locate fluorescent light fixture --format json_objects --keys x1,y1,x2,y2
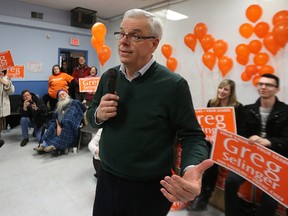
[{"x1": 154, "y1": 9, "x2": 188, "y2": 21}]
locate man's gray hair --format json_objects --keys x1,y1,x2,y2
[{"x1": 123, "y1": 9, "x2": 163, "y2": 40}]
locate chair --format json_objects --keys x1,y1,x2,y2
[
  {"x1": 5, "y1": 94, "x2": 22, "y2": 129},
  {"x1": 77, "y1": 123, "x2": 97, "y2": 150}
]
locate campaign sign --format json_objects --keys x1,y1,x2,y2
[
  {"x1": 195, "y1": 107, "x2": 236, "y2": 142},
  {"x1": 7, "y1": 65, "x2": 24, "y2": 78},
  {"x1": 0, "y1": 50, "x2": 14, "y2": 70},
  {"x1": 79, "y1": 77, "x2": 100, "y2": 93},
  {"x1": 211, "y1": 129, "x2": 288, "y2": 208}
]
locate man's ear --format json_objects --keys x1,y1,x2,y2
[{"x1": 151, "y1": 38, "x2": 160, "y2": 53}]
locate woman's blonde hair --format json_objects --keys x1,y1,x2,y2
[{"x1": 210, "y1": 79, "x2": 239, "y2": 107}]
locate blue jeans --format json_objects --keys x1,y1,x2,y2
[{"x1": 20, "y1": 117, "x2": 42, "y2": 143}]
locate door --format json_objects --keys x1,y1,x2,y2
[{"x1": 58, "y1": 48, "x2": 88, "y2": 75}]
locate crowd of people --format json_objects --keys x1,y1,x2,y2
[
  {"x1": 86, "y1": 8, "x2": 287, "y2": 216},
  {"x1": 1, "y1": 56, "x2": 97, "y2": 153},
  {"x1": 187, "y1": 74, "x2": 288, "y2": 216},
  {"x1": 1, "y1": 8, "x2": 287, "y2": 216}
]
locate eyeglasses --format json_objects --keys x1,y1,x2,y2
[
  {"x1": 257, "y1": 82, "x2": 277, "y2": 88},
  {"x1": 114, "y1": 32, "x2": 155, "y2": 42}
]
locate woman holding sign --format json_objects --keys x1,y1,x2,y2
[
  {"x1": 83, "y1": 66, "x2": 98, "y2": 107},
  {"x1": 188, "y1": 79, "x2": 244, "y2": 211}
]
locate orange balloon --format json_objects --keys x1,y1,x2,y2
[
  {"x1": 273, "y1": 10, "x2": 288, "y2": 26},
  {"x1": 98, "y1": 45, "x2": 111, "y2": 66},
  {"x1": 253, "y1": 53, "x2": 269, "y2": 66},
  {"x1": 91, "y1": 36, "x2": 97, "y2": 50},
  {"x1": 92, "y1": 22, "x2": 107, "y2": 40},
  {"x1": 202, "y1": 52, "x2": 216, "y2": 71},
  {"x1": 241, "y1": 71, "x2": 252, "y2": 81},
  {"x1": 213, "y1": 39, "x2": 228, "y2": 58},
  {"x1": 218, "y1": 56, "x2": 233, "y2": 77},
  {"x1": 273, "y1": 21, "x2": 288, "y2": 48},
  {"x1": 254, "y1": 22, "x2": 270, "y2": 38},
  {"x1": 91, "y1": 36, "x2": 105, "y2": 53},
  {"x1": 263, "y1": 32, "x2": 280, "y2": 55},
  {"x1": 246, "y1": 4, "x2": 262, "y2": 22},
  {"x1": 184, "y1": 33, "x2": 197, "y2": 52},
  {"x1": 248, "y1": 40, "x2": 262, "y2": 54},
  {"x1": 236, "y1": 55, "x2": 249, "y2": 66},
  {"x1": 161, "y1": 44, "x2": 173, "y2": 59},
  {"x1": 259, "y1": 65, "x2": 274, "y2": 75},
  {"x1": 200, "y1": 34, "x2": 215, "y2": 52},
  {"x1": 245, "y1": 65, "x2": 259, "y2": 77},
  {"x1": 235, "y1": 44, "x2": 250, "y2": 57},
  {"x1": 253, "y1": 75, "x2": 261, "y2": 86},
  {"x1": 166, "y1": 57, "x2": 178, "y2": 72},
  {"x1": 239, "y1": 23, "x2": 254, "y2": 39},
  {"x1": 194, "y1": 23, "x2": 208, "y2": 39}
]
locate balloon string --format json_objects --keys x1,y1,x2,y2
[{"x1": 193, "y1": 51, "x2": 205, "y2": 107}]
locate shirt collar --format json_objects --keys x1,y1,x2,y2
[{"x1": 120, "y1": 56, "x2": 155, "y2": 81}]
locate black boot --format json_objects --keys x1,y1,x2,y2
[
  {"x1": 187, "y1": 195, "x2": 208, "y2": 211},
  {"x1": 0, "y1": 139, "x2": 4, "y2": 148},
  {"x1": 187, "y1": 163, "x2": 219, "y2": 211}
]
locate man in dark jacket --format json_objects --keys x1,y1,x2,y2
[
  {"x1": 71, "y1": 56, "x2": 90, "y2": 101},
  {"x1": 19, "y1": 90, "x2": 47, "y2": 147},
  {"x1": 225, "y1": 73, "x2": 288, "y2": 216}
]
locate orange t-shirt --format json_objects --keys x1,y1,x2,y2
[{"x1": 48, "y1": 72, "x2": 74, "y2": 98}]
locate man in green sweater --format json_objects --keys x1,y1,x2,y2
[{"x1": 87, "y1": 8, "x2": 214, "y2": 216}]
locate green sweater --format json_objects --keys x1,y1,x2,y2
[{"x1": 87, "y1": 62, "x2": 208, "y2": 180}]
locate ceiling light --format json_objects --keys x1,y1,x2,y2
[{"x1": 153, "y1": 9, "x2": 188, "y2": 21}]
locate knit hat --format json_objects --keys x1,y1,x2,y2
[{"x1": 56, "y1": 89, "x2": 68, "y2": 98}]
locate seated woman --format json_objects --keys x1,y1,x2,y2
[{"x1": 34, "y1": 89, "x2": 86, "y2": 153}]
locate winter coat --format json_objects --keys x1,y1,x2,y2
[
  {"x1": 19, "y1": 93, "x2": 47, "y2": 128},
  {"x1": 241, "y1": 97, "x2": 288, "y2": 158},
  {"x1": 0, "y1": 76, "x2": 15, "y2": 117}
]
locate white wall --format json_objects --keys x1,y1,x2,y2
[
  {"x1": 105, "y1": 0, "x2": 288, "y2": 108},
  {"x1": 0, "y1": 0, "x2": 99, "y2": 83},
  {"x1": 1, "y1": 0, "x2": 287, "y2": 107}
]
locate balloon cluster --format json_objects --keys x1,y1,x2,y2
[
  {"x1": 184, "y1": 23, "x2": 233, "y2": 77},
  {"x1": 91, "y1": 22, "x2": 112, "y2": 66},
  {"x1": 237, "y1": 5, "x2": 288, "y2": 86},
  {"x1": 161, "y1": 44, "x2": 178, "y2": 72}
]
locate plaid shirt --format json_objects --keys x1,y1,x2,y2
[{"x1": 43, "y1": 99, "x2": 86, "y2": 150}]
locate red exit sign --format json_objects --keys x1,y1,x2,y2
[{"x1": 70, "y1": 38, "x2": 80, "y2": 46}]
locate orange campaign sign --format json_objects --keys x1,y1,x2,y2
[
  {"x1": 7, "y1": 65, "x2": 24, "y2": 78},
  {"x1": 79, "y1": 77, "x2": 100, "y2": 93},
  {"x1": 0, "y1": 50, "x2": 14, "y2": 70},
  {"x1": 195, "y1": 107, "x2": 237, "y2": 142},
  {"x1": 211, "y1": 129, "x2": 288, "y2": 208},
  {"x1": 195, "y1": 107, "x2": 237, "y2": 190}
]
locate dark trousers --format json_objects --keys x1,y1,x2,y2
[
  {"x1": 200, "y1": 163, "x2": 219, "y2": 201},
  {"x1": 43, "y1": 94, "x2": 57, "y2": 111},
  {"x1": 197, "y1": 141, "x2": 218, "y2": 202},
  {"x1": 225, "y1": 171, "x2": 278, "y2": 216},
  {"x1": 93, "y1": 169, "x2": 172, "y2": 216},
  {"x1": 92, "y1": 158, "x2": 101, "y2": 176}
]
